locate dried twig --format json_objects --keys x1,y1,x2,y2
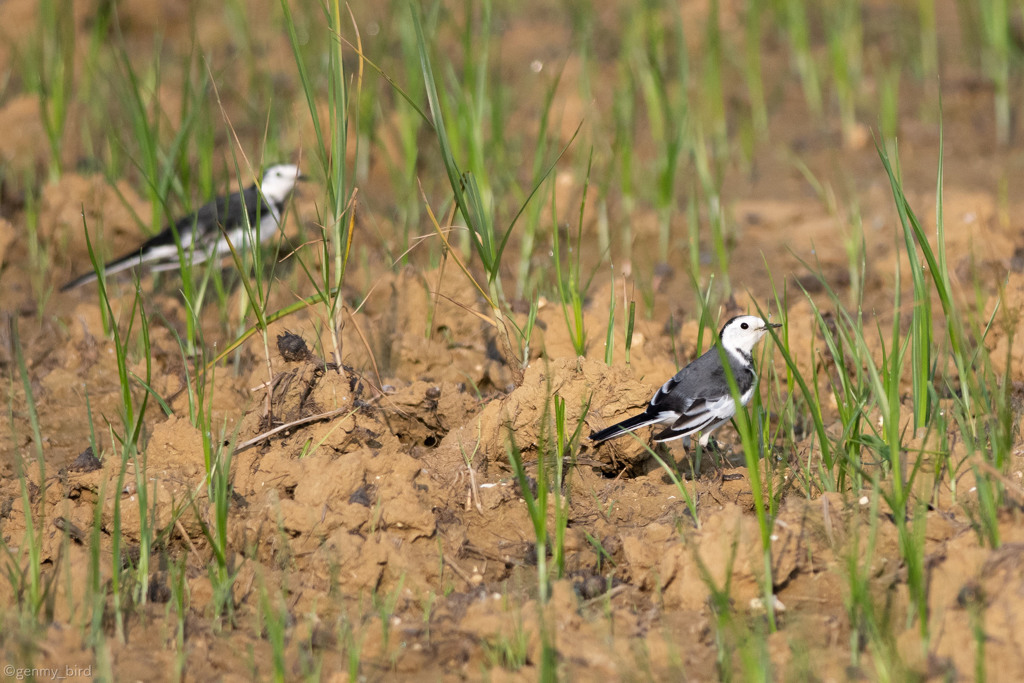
[{"x1": 235, "y1": 406, "x2": 355, "y2": 452}]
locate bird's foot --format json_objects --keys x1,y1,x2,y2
[
  {"x1": 704, "y1": 436, "x2": 726, "y2": 456},
  {"x1": 692, "y1": 436, "x2": 727, "y2": 477}
]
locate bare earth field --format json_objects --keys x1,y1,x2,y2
[{"x1": 2, "y1": 0, "x2": 1024, "y2": 680}]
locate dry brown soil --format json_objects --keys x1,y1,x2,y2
[{"x1": 2, "y1": 0, "x2": 1024, "y2": 681}]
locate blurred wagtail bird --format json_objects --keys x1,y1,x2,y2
[
  {"x1": 61, "y1": 163, "x2": 302, "y2": 291},
  {"x1": 590, "y1": 315, "x2": 779, "y2": 446}
]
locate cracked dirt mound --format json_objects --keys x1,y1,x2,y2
[{"x1": 5, "y1": 288, "x2": 1024, "y2": 679}]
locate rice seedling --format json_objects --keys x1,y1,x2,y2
[
  {"x1": 624, "y1": 290, "x2": 637, "y2": 366},
  {"x1": 551, "y1": 393, "x2": 590, "y2": 577},
  {"x1": 258, "y1": 579, "x2": 289, "y2": 682},
  {"x1": 481, "y1": 611, "x2": 529, "y2": 672},
  {"x1": 698, "y1": 0, "x2": 726, "y2": 149},
  {"x1": 776, "y1": 0, "x2": 823, "y2": 118},
  {"x1": 504, "y1": 394, "x2": 555, "y2": 603},
  {"x1": 743, "y1": 0, "x2": 769, "y2": 138},
  {"x1": 881, "y1": 130, "x2": 1012, "y2": 547},
  {"x1": 632, "y1": 1, "x2": 689, "y2": 260},
  {"x1": 75, "y1": 0, "x2": 115, "y2": 163},
  {"x1": 501, "y1": 377, "x2": 589, "y2": 678},
  {"x1": 80, "y1": 211, "x2": 161, "y2": 636},
  {"x1": 842, "y1": 481, "x2": 883, "y2": 669},
  {"x1": 515, "y1": 69, "x2": 563, "y2": 300},
  {"x1": 692, "y1": 126, "x2": 732, "y2": 296},
  {"x1": 110, "y1": 35, "x2": 180, "y2": 238},
  {"x1": 583, "y1": 532, "x2": 615, "y2": 576},
  {"x1": 4, "y1": 320, "x2": 49, "y2": 621},
  {"x1": 879, "y1": 143, "x2": 932, "y2": 431},
  {"x1": 372, "y1": 576, "x2": 405, "y2": 666},
  {"x1": 965, "y1": 583, "x2": 987, "y2": 682},
  {"x1": 689, "y1": 525, "x2": 771, "y2": 681},
  {"x1": 552, "y1": 151, "x2": 594, "y2": 358},
  {"x1": 610, "y1": 60, "x2": 638, "y2": 265},
  {"x1": 917, "y1": 0, "x2": 938, "y2": 84},
  {"x1": 126, "y1": 304, "x2": 156, "y2": 613},
  {"x1": 193, "y1": 439, "x2": 238, "y2": 626},
  {"x1": 603, "y1": 271, "x2": 617, "y2": 366},
  {"x1": 167, "y1": 553, "x2": 189, "y2": 679},
  {"x1": 631, "y1": 436, "x2": 699, "y2": 526},
  {"x1": 975, "y1": 0, "x2": 1012, "y2": 146},
  {"x1": 419, "y1": 590, "x2": 436, "y2": 645},
  {"x1": 329, "y1": 606, "x2": 364, "y2": 681},
  {"x1": 102, "y1": 31, "x2": 229, "y2": 353},
  {"x1": 283, "y1": 0, "x2": 358, "y2": 371},
  {"x1": 85, "y1": 477, "x2": 110, "y2": 646},
  {"x1": 22, "y1": 184, "x2": 52, "y2": 318},
  {"x1": 690, "y1": 294, "x2": 780, "y2": 630},
  {"x1": 412, "y1": 4, "x2": 575, "y2": 381},
  {"x1": 824, "y1": 0, "x2": 863, "y2": 147},
  {"x1": 684, "y1": 189, "x2": 702, "y2": 284},
  {"x1": 25, "y1": 0, "x2": 74, "y2": 181},
  {"x1": 378, "y1": 8, "x2": 430, "y2": 262}
]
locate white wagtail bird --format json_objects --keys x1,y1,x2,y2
[
  {"x1": 590, "y1": 315, "x2": 780, "y2": 446},
  {"x1": 61, "y1": 163, "x2": 302, "y2": 291}
]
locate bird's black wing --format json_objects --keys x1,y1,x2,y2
[
  {"x1": 648, "y1": 350, "x2": 721, "y2": 409},
  {"x1": 646, "y1": 349, "x2": 756, "y2": 440},
  {"x1": 102, "y1": 187, "x2": 245, "y2": 259}
]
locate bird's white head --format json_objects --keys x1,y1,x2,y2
[
  {"x1": 719, "y1": 315, "x2": 780, "y2": 356},
  {"x1": 260, "y1": 164, "x2": 302, "y2": 204}
]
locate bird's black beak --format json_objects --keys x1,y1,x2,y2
[
  {"x1": 766, "y1": 322, "x2": 782, "y2": 329},
  {"x1": 297, "y1": 173, "x2": 310, "y2": 182}
]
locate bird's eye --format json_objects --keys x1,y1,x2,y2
[{"x1": 741, "y1": 322, "x2": 749, "y2": 330}]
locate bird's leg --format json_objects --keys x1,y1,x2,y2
[
  {"x1": 694, "y1": 434, "x2": 726, "y2": 478},
  {"x1": 688, "y1": 436, "x2": 705, "y2": 477},
  {"x1": 706, "y1": 436, "x2": 727, "y2": 463}
]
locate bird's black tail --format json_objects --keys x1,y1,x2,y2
[
  {"x1": 61, "y1": 251, "x2": 147, "y2": 292},
  {"x1": 590, "y1": 412, "x2": 659, "y2": 442},
  {"x1": 60, "y1": 270, "x2": 100, "y2": 292}
]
